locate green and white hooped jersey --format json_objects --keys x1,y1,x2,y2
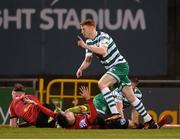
[
  {"x1": 85, "y1": 31, "x2": 126, "y2": 70},
  {"x1": 93, "y1": 87, "x2": 142, "y2": 115}
]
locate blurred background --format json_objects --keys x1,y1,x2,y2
[{"x1": 0, "y1": 0, "x2": 179, "y2": 126}]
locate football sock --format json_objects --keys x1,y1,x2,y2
[
  {"x1": 131, "y1": 98, "x2": 152, "y2": 122},
  {"x1": 101, "y1": 87, "x2": 119, "y2": 114}
]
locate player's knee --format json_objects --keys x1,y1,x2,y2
[
  {"x1": 126, "y1": 95, "x2": 136, "y2": 103},
  {"x1": 98, "y1": 81, "x2": 106, "y2": 90},
  {"x1": 122, "y1": 87, "x2": 136, "y2": 103}
]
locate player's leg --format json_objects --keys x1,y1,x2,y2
[
  {"x1": 157, "y1": 114, "x2": 169, "y2": 128},
  {"x1": 112, "y1": 88, "x2": 124, "y2": 118},
  {"x1": 122, "y1": 80, "x2": 157, "y2": 128},
  {"x1": 108, "y1": 63, "x2": 158, "y2": 128},
  {"x1": 99, "y1": 63, "x2": 129, "y2": 116},
  {"x1": 93, "y1": 93, "x2": 112, "y2": 117},
  {"x1": 93, "y1": 93, "x2": 111, "y2": 128},
  {"x1": 36, "y1": 104, "x2": 57, "y2": 127},
  {"x1": 98, "y1": 74, "x2": 119, "y2": 114}
]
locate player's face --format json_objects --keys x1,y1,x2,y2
[
  {"x1": 64, "y1": 111, "x2": 75, "y2": 125},
  {"x1": 80, "y1": 25, "x2": 93, "y2": 38},
  {"x1": 12, "y1": 91, "x2": 25, "y2": 98}
]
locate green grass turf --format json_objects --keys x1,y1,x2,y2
[{"x1": 0, "y1": 126, "x2": 180, "y2": 139}]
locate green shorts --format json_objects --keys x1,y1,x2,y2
[
  {"x1": 106, "y1": 62, "x2": 131, "y2": 91},
  {"x1": 93, "y1": 93, "x2": 111, "y2": 116}
]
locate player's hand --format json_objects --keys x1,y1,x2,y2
[
  {"x1": 23, "y1": 97, "x2": 37, "y2": 105},
  {"x1": 77, "y1": 36, "x2": 87, "y2": 49},
  {"x1": 79, "y1": 86, "x2": 90, "y2": 100},
  {"x1": 76, "y1": 68, "x2": 82, "y2": 78}
]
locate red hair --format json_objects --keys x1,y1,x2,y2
[{"x1": 80, "y1": 19, "x2": 96, "y2": 28}]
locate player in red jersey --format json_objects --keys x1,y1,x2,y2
[
  {"x1": 56, "y1": 86, "x2": 98, "y2": 129},
  {"x1": 9, "y1": 83, "x2": 58, "y2": 128}
]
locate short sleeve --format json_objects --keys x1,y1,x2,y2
[{"x1": 98, "y1": 34, "x2": 110, "y2": 47}]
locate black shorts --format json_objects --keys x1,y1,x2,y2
[
  {"x1": 106, "y1": 118, "x2": 129, "y2": 129},
  {"x1": 36, "y1": 104, "x2": 56, "y2": 128}
]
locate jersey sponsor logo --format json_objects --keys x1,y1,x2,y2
[
  {"x1": 23, "y1": 104, "x2": 32, "y2": 112},
  {"x1": 79, "y1": 119, "x2": 88, "y2": 128}
]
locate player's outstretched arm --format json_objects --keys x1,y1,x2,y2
[
  {"x1": 23, "y1": 97, "x2": 56, "y2": 118},
  {"x1": 79, "y1": 86, "x2": 90, "y2": 100},
  {"x1": 79, "y1": 86, "x2": 97, "y2": 123},
  {"x1": 76, "y1": 56, "x2": 92, "y2": 78}
]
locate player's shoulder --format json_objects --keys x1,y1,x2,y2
[
  {"x1": 98, "y1": 31, "x2": 110, "y2": 40},
  {"x1": 99, "y1": 31, "x2": 109, "y2": 37},
  {"x1": 26, "y1": 94, "x2": 38, "y2": 100}
]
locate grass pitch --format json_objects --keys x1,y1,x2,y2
[{"x1": 0, "y1": 126, "x2": 180, "y2": 139}]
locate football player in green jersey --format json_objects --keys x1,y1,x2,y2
[
  {"x1": 93, "y1": 77, "x2": 142, "y2": 128},
  {"x1": 66, "y1": 78, "x2": 168, "y2": 129},
  {"x1": 76, "y1": 19, "x2": 158, "y2": 128}
]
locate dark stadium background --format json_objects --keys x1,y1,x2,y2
[{"x1": 0, "y1": 0, "x2": 180, "y2": 125}]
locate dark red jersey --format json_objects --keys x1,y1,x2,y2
[
  {"x1": 68, "y1": 99, "x2": 97, "y2": 129},
  {"x1": 9, "y1": 95, "x2": 41, "y2": 125}
]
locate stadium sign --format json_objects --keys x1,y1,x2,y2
[
  {"x1": 0, "y1": 106, "x2": 9, "y2": 125},
  {"x1": 0, "y1": 0, "x2": 167, "y2": 76},
  {"x1": 0, "y1": 8, "x2": 146, "y2": 30}
]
